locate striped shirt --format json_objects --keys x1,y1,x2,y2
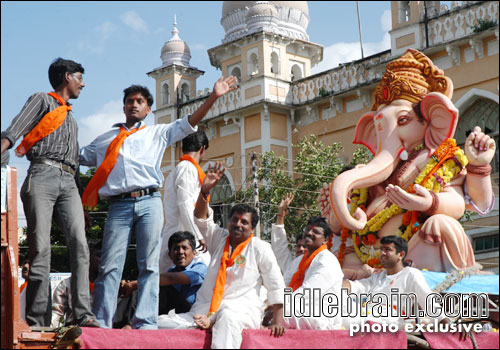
[{"x1": 1, "y1": 92, "x2": 79, "y2": 169}]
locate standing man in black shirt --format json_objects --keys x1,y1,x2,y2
[{"x1": 1, "y1": 58, "x2": 99, "y2": 328}]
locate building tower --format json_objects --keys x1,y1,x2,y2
[{"x1": 147, "y1": 15, "x2": 204, "y2": 174}]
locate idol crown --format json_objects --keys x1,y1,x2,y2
[{"x1": 372, "y1": 49, "x2": 453, "y2": 111}]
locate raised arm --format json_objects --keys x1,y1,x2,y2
[
  {"x1": 188, "y1": 76, "x2": 238, "y2": 127},
  {"x1": 194, "y1": 162, "x2": 225, "y2": 220},
  {"x1": 272, "y1": 193, "x2": 295, "y2": 273},
  {"x1": 276, "y1": 193, "x2": 293, "y2": 225},
  {"x1": 464, "y1": 126, "x2": 496, "y2": 213}
]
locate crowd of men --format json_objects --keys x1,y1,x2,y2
[{"x1": 2, "y1": 58, "x2": 460, "y2": 349}]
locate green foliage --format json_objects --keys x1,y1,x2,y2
[
  {"x1": 228, "y1": 136, "x2": 370, "y2": 243},
  {"x1": 472, "y1": 19, "x2": 498, "y2": 33},
  {"x1": 459, "y1": 209, "x2": 476, "y2": 223},
  {"x1": 318, "y1": 87, "x2": 330, "y2": 97},
  {"x1": 351, "y1": 146, "x2": 373, "y2": 166}
]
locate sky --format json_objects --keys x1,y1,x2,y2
[{"x1": 1, "y1": 1, "x2": 392, "y2": 226}]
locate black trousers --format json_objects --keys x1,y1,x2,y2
[
  {"x1": 158, "y1": 285, "x2": 191, "y2": 315},
  {"x1": 112, "y1": 285, "x2": 191, "y2": 328}
]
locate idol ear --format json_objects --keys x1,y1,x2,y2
[
  {"x1": 353, "y1": 112, "x2": 377, "y2": 155},
  {"x1": 421, "y1": 92, "x2": 458, "y2": 154}
]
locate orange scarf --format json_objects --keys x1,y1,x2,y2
[
  {"x1": 82, "y1": 125, "x2": 145, "y2": 209},
  {"x1": 20, "y1": 281, "x2": 27, "y2": 293},
  {"x1": 15, "y1": 92, "x2": 72, "y2": 157},
  {"x1": 208, "y1": 234, "x2": 254, "y2": 316},
  {"x1": 179, "y1": 154, "x2": 210, "y2": 203},
  {"x1": 289, "y1": 244, "x2": 328, "y2": 291}
]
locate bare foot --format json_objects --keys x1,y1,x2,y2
[
  {"x1": 193, "y1": 314, "x2": 211, "y2": 329},
  {"x1": 122, "y1": 324, "x2": 132, "y2": 330}
]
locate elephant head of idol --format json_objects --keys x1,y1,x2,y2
[{"x1": 329, "y1": 49, "x2": 459, "y2": 231}]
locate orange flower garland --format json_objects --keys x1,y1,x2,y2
[{"x1": 350, "y1": 139, "x2": 468, "y2": 268}]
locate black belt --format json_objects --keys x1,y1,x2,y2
[
  {"x1": 107, "y1": 187, "x2": 159, "y2": 200},
  {"x1": 31, "y1": 158, "x2": 76, "y2": 176}
]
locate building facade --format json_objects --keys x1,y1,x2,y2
[{"x1": 148, "y1": 1, "x2": 499, "y2": 272}]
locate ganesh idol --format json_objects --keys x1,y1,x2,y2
[{"x1": 319, "y1": 49, "x2": 496, "y2": 278}]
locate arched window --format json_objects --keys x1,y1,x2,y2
[
  {"x1": 271, "y1": 52, "x2": 280, "y2": 74},
  {"x1": 291, "y1": 64, "x2": 302, "y2": 81},
  {"x1": 161, "y1": 83, "x2": 170, "y2": 105},
  {"x1": 230, "y1": 67, "x2": 241, "y2": 82},
  {"x1": 210, "y1": 174, "x2": 234, "y2": 227},
  {"x1": 398, "y1": 1, "x2": 411, "y2": 23},
  {"x1": 248, "y1": 53, "x2": 259, "y2": 76},
  {"x1": 456, "y1": 98, "x2": 499, "y2": 173},
  {"x1": 181, "y1": 83, "x2": 190, "y2": 102}
]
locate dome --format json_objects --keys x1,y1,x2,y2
[
  {"x1": 221, "y1": 1, "x2": 310, "y2": 43},
  {"x1": 246, "y1": 2, "x2": 279, "y2": 34},
  {"x1": 161, "y1": 40, "x2": 190, "y2": 56},
  {"x1": 222, "y1": 1, "x2": 308, "y2": 18},
  {"x1": 246, "y1": 1, "x2": 278, "y2": 18},
  {"x1": 161, "y1": 16, "x2": 191, "y2": 67}
]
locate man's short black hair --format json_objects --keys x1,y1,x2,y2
[
  {"x1": 305, "y1": 216, "x2": 332, "y2": 238},
  {"x1": 182, "y1": 129, "x2": 209, "y2": 153},
  {"x1": 230, "y1": 204, "x2": 259, "y2": 229},
  {"x1": 123, "y1": 85, "x2": 154, "y2": 107},
  {"x1": 168, "y1": 231, "x2": 196, "y2": 251},
  {"x1": 295, "y1": 233, "x2": 304, "y2": 243},
  {"x1": 48, "y1": 58, "x2": 84, "y2": 90},
  {"x1": 381, "y1": 235, "x2": 408, "y2": 261}
]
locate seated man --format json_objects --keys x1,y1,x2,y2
[
  {"x1": 19, "y1": 258, "x2": 30, "y2": 322},
  {"x1": 282, "y1": 216, "x2": 343, "y2": 330},
  {"x1": 271, "y1": 193, "x2": 306, "y2": 274},
  {"x1": 342, "y1": 235, "x2": 447, "y2": 329},
  {"x1": 51, "y1": 243, "x2": 101, "y2": 327},
  {"x1": 116, "y1": 230, "x2": 207, "y2": 328},
  {"x1": 158, "y1": 163, "x2": 285, "y2": 349}
]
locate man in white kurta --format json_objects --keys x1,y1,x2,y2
[
  {"x1": 158, "y1": 166, "x2": 285, "y2": 349},
  {"x1": 282, "y1": 217, "x2": 344, "y2": 330},
  {"x1": 159, "y1": 130, "x2": 210, "y2": 274},
  {"x1": 343, "y1": 235, "x2": 446, "y2": 329}
]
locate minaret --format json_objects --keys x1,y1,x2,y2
[
  {"x1": 147, "y1": 15, "x2": 204, "y2": 116},
  {"x1": 147, "y1": 16, "x2": 204, "y2": 175}
]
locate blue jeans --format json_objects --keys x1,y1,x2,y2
[
  {"x1": 92, "y1": 192, "x2": 163, "y2": 329},
  {"x1": 21, "y1": 163, "x2": 95, "y2": 326}
]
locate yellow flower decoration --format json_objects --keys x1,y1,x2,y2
[{"x1": 350, "y1": 138, "x2": 468, "y2": 267}]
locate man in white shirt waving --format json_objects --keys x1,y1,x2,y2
[
  {"x1": 159, "y1": 130, "x2": 210, "y2": 275},
  {"x1": 80, "y1": 76, "x2": 237, "y2": 330},
  {"x1": 158, "y1": 163, "x2": 286, "y2": 349}
]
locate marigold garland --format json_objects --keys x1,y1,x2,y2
[{"x1": 350, "y1": 139, "x2": 468, "y2": 268}]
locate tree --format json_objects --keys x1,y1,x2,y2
[{"x1": 227, "y1": 135, "x2": 372, "y2": 243}]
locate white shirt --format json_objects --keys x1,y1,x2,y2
[
  {"x1": 79, "y1": 116, "x2": 196, "y2": 197},
  {"x1": 163, "y1": 160, "x2": 203, "y2": 241},
  {"x1": 271, "y1": 224, "x2": 295, "y2": 274},
  {"x1": 283, "y1": 249, "x2": 344, "y2": 330},
  {"x1": 189, "y1": 209, "x2": 285, "y2": 320},
  {"x1": 348, "y1": 267, "x2": 446, "y2": 328},
  {"x1": 271, "y1": 224, "x2": 353, "y2": 272},
  {"x1": 159, "y1": 160, "x2": 207, "y2": 274}
]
